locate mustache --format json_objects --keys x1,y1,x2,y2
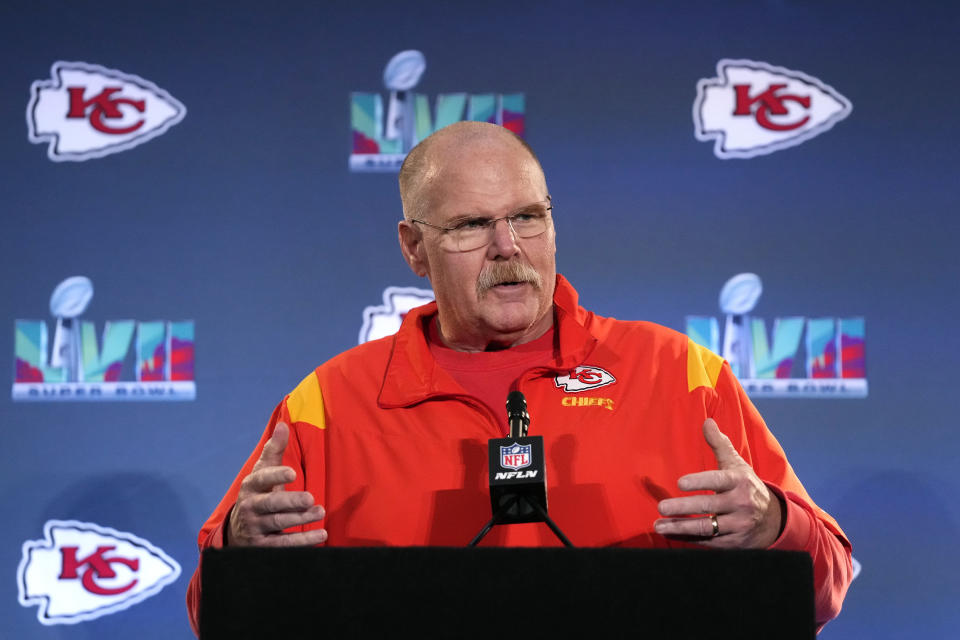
[{"x1": 476, "y1": 260, "x2": 543, "y2": 296}]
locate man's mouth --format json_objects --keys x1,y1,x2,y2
[{"x1": 476, "y1": 261, "x2": 542, "y2": 297}]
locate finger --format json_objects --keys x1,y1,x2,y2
[
  {"x1": 259, "y1": 505, "x2": 326, "y2": 533},
  {"x1": 254, "y1": 421, "x2": 290, "y2": 471},
  {"x1": 255, "y1": 528, "x2": 328, "y2": 548},
  {"x1": 241, "y1": 465, "x2": 296, "y2": 493},
  {"x1": 702, "y1": 418, "x2": 741, "y2": 469},
  {"x1": 658, "y1": 494, "x2": 722, "y2": 517},
  {"x1": 252, "y1": 491, "x2": 320, "y2": 515},
  {"x1": 654, "y1": 515, "x2": 724, "y2": 539},
  {"x1": 677, "y1": 469, "x2": 739, "y2": 493}
]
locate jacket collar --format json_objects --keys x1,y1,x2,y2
[{"x1": 378, "y1": 274, "x2": 598, "y2": 408}]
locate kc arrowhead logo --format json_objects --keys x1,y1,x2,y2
[
  {"x1": 555, "y1": 365, "x2": 616, "y2": 393},
  {"x1": 27, "y1": 61, "x2": 186, "y2": 162},
  {"x1": 18, "y1": 520, "x2": 181, "y2": 625},
  {"x1": 693, "y1": 59, "x2": 851, "y2": 159},
  {"x1": 359, "y1": 286, "x2": 434, "y2": 344}
]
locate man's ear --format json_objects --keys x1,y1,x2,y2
[{"x1": 398, "y1": 220, "x2": 428, "y2": 277}]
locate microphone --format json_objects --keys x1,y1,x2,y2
[
  {"x1": 469, "y1": 391, "x2": 574, "y2": 546},
  {"x1": 486, "y1": 391, "x2": 546, "y2": 525},
  {"x1": 506, "y1": 390, "x2": 530, "y2": 439}
]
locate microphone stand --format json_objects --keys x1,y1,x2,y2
[
  {"x1": 469, "y1": 390, "x2": 574, "y2": 547},
  {"x1": 467, "y1": 496, "x2": 574, "y2": 548}
]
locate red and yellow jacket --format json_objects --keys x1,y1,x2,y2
[{"x1": 187, "y1": 275, "x2": 851, "y2": 632}]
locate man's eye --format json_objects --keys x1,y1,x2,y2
[
  {"x1": 514, "y1": 209, "x2": 548, "y2": 223},
  {"x1": 455, "y1": 219, "x2": 489, "y2": 231}
]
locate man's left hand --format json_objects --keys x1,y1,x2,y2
[{"x1": 654, "y1": 418, "x2": 785, "y2": 548}]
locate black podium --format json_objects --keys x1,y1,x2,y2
[{"x1": 200, "y1": 547, "x2": 814, "y2": 639}]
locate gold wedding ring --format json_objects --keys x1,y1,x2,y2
[{"x1": 710, "y1": 514, "x2": 720, "y2": 537}]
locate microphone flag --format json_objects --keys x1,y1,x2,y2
[{"x1": 487, "y1": 435, "x2": 547, "y2": 524}]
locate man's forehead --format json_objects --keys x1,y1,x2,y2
[
  {"x1": 426, "y1": 145, "x2": 543, "y2": 200},
  {"x1": 428, "y1": 169, "x2": 545, "y2": 220}
]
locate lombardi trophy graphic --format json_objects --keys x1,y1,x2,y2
[
  {"x1": 48, "y1": 276, "x2": 94, "y2": 382},
  {"x1": 719, "y1": 273, "x2": 762, "y2": 379},
  {"x1": 383, "y1": 50, "x2": 426, "y2": 154}
]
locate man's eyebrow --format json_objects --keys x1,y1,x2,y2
[
  {"x1": 446, "y1": 213, "x2": 491, "y2": 224},
  {"x1": 447, "y1": 201, "x2": 548, "y2": 223},
  {"x1": 513, "y1": 202, "x2": 549, "y2": 213}
]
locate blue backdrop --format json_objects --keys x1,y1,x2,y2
[{"x1": 3, "y1": 1, "x2": 958, "y2": 637}]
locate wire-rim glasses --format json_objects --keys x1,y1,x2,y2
[{"x1": 409, "y1": 197, "x2": 553, "y2": 252}]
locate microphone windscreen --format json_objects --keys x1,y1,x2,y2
[{"x1": 506, "y1": 390, "x2": 526, "y2": 414}]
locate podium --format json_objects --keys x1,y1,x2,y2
[{"x1": 200, "y1": 547, "x2": 814, "y2": 638}]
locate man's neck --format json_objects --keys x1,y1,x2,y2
[{"x1": 435, "y1": 313, "x2": 555, "y2": 353}]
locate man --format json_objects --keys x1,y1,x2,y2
[{"x1": 186, "y1": 122, "x2": 852, "y2": 633}]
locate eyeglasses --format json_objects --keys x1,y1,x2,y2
[{"x1": 409, "y1": 197, "x2": 553, "y2": 252}]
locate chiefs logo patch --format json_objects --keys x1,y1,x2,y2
[{"x1": 554, "y1": 366, "x2": 616, "y2": 392}]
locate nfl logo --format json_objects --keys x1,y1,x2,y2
[{"x1": 500, "y1": 443, "x2": 532, "y2": 470}]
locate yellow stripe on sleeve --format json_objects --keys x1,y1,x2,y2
[
  {"x1": 687, "y1": 339, "x2": 724, "y2": 392},
  {"x1": 286, "y1": 371, "x2": 327, "y2": 429}
]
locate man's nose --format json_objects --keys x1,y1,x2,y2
[{"x1": 487, "y1": 217, "x2": 520, "y2": 258}]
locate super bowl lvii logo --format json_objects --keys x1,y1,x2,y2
[
  {"x1": 686, "y1": 274, "x2": 867, "y2": 398},
  {"x1": 12, "y1": 276, "x2": 195, "y2": 401},
  {"x1": 350, "y1": 50, "x2": 525, "y2": 172}
]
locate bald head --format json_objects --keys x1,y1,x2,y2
[{"x1": 398, "y1": 121, "x2": 546, "y2": 221}]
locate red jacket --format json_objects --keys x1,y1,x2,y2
[{"x1": 187, "y1": 275, "x2": 851, "y2": 632}]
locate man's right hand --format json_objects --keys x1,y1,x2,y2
[{"x1": 227, "y1": 421, "x2": 327, "y2": 547}]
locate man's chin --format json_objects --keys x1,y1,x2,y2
[{"x1": 480, "y1": 305, "x2": 549, "y2": 341}]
